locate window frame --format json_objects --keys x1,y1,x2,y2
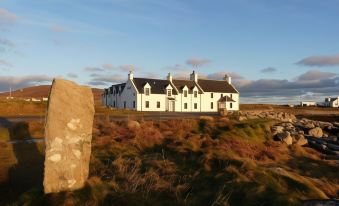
[
  {"x1": 184, "y1": 103, "x2": 188, "y2": 109},
  {"x1": 194, "y1": 91, "x2": 198, "y2": 98},
  {"x1": 194, "y1": 103, "x2": 197, "y2": 109},
  {"x1": 184, "y1": 90, "x2": 188, "y2": 97},
  {"x1": 167, "y1": 89, "x2": 172, "y2": 96},
  {"x1": 145, "y1": 88, "x2": 150, "y2": 96}
]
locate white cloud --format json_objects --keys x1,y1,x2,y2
[
  {"x1": 50, "y1": 24, "x2": 69, "y2": 33},
  {"x1": 0, "y1": 8, "x2": 18, "y2": 24},
  {"x1": 67, "y1": 73, "x2": 78, "y2": 78},
  {"x1": 260, "y1": 67, "x2": 277, "y2": 73},
  {"x1": 297, "y1": 55, "x2": 339, "y2": 67},
  {"x1": 0, "y1": 75, "x2": 52, "y2": 92},
  {"x1": 186, "y1": 58, "x2": 211, "y2": 67}
]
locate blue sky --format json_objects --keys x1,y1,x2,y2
[{"x1": 1, "y1": 0, "x2": 339, "y2": 103}]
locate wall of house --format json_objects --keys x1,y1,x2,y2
[
  {"x1": 200, "y1": 92, "x2": 239, "y2": 112},
  {"x1": 118, "y1": 80, "x2": 138, "y2": 109},
  {"x1": 137, "y1": 93, "x2": 168, "y2": 111}
]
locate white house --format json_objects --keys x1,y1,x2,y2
[
  {"x1": 300, "y1": 101, "x2": 316, "y2": 107},
  {"x1": 102, "y1": 71, "x2": 240, "y2": 112},
  {"x1": 324, "y1": 97, "x2": 339, "y2": 108}
]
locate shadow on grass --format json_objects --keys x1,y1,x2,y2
[{"x1": 0, "y1": 117, "x2": 44, "y2": 205}]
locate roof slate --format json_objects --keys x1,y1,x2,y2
[
  {"x1": 132, "y1": 78, "x2": 178, "y2": 95},
  {"x1": 197, "y1": 79, "x2": 238, "y2": 93},
  {"x1": 172, "y1": 80, "x2": 203, "y2": 94}
]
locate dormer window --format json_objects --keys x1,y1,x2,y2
[
  {"x1": 194, "y1": 91, "x2": 198, "y2": 98},
  {"x1": 145, "y1": 88, "x2": 150, "y2": 96},
  {"x1": 184, "y1": 90, "x2": 188, "y2": 97},
  {"x1": 167, "y1": 89, "x2": 172, "y2": 96}
]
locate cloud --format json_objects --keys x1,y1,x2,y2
[
  {"x1": 0, "y1": 8, "x2": 19, "y2": 24},
  {"x1": 67, "y1": 73, "x2": 78, "y2": 78},
  {"x1": 0, "y1": 37, "x2": 15, "y2": 48},
  {"x1": 231, "y1": 70, "x2": 339, "y2": 104},
  {"x1": 0, "y1": 59, "x2": 12, "y2": 68},
  {"x1": 119, "y1": 64, "x2": 134, "y2": 72},
  {"x1": 88, "y1": 74, "x2": 125, "y2": 86},
  {"x1": 83, "y1": 67, "x2": 104, "y2": 72},
  {"x1": 186, "y1": 58, "x2": 211, "y2": 67},
  {"x1": 0, "y1": 75, "x2": 52, "y2": 92},
  {"x1": 296, "y1": 55, "x2": 339, "y2": 67},
  {"x1": 50, "y1": 24, "x2": 69, "y2": 33},
  {"x1": 296, "y1": 70, "x2": 337, "y2": 82},
  {"x1": 206, "y1": 72, "x2": 244, "y2": 80},
  {"x1": 102, "y1": 63, "x2": 114, "y2": 70},
  {"x1": 260, "y1": 67, "x2": 277, "y2": 73}
]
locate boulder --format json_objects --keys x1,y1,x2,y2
[
  {"x1": 304, "y1": 122, "x2": 315, "y2": 129},
  {"x1": 277, "y1": 131, "x2": 292, "y2": 145},
  {"x1": 295, "y1": 135, "x2": 308, "y2": 146},
  {"x1": 44, "y1": 79, "x2": 95, "y2": 194},
  {"x1": 308, "y1": 127, "x2": 323, "y2": 138},
  {"x1": 238, "y1": 116, "x2": 247, "y2": 121},
  {"x1": 127, "y1": 120, "x2": 140, "y2": 130}
]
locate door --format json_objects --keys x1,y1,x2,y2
[{"x1": 168, "y1": 100, "x2": 175, "y2": 112}]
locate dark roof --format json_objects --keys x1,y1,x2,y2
[
  {"x1": 197, "y1": 79, "x2": 238, "y2": 93},
  {"x1": 112, "y1": 83, "x2": 126, "y2": 93},
  {"x1": 172, "y1": 80, "x2": 203, "y2": 94},
  {"x1": 132, "y1": 78, "x2": 178, "y2": 95},
  {"x1": 218, "y1": 96, "x2": 235, "y2": 102},
  {"x1": 330, "y1": 98, "x2": 338, "y2": 102}
]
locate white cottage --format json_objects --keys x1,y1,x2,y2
[
  {"x1": 102, "y1": 71, "x2": 240, "y2": 112},
  {"x1": 324, "y1": 97, "x2": 339, "y2": 108}
]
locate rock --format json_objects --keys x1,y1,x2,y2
[
  {"x1": 44, "y1": 79, "x2": 95, "y2": 194},
  {"x1": 238, "y1": 116, "x2": 247, "y2": 121},
  {"x1": 323, "y1": 133, "x2": 328, "y2": 138},
  {"x1": 127, "y1": 120, "x2": 140, "y2": 130},
  {"x1": 295, "y1": 135, "x2": 308, "y2": 146},
  {"x1": 272, "y1": 126, "x2": 284, "y2": 135},
  {"x1": 277, "y1": 131, "x2": 292, "y2": 145},
  {"x1": 308, "y1": 127, "x2": 323, "y2": 138},
  {"x1": 304, "y1": 122, "x2": 315, "y2": 129}
]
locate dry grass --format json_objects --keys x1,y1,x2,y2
[{"x1": 2, "y1": 117, "x2": 338, "y2": 206}]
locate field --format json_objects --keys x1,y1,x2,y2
[{"x1": 1, "y1": 114, "x2": 338, "y2": 205}]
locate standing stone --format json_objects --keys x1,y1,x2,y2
[{"x1": 44, "y1": 79, "x2": 95, "y2": 194}]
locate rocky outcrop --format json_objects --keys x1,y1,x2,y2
[
  {"x1": 236, "y1": 111, "x2": 296, "y2": 123},
  {"x1": 270, "y1": 116, "x2": 339, "y2": 159},
  {"x1": 308, "y1": 127, "x2": 323, "y2": 138},
  {"x1": 44, "y1": 79, "x2": 95, "y2": 194}
]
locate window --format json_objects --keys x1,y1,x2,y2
[
  {"x1": 145, "y1": 101, "x2": 149, "y2": 108},
  {"x1": 133, "y1": 101, "x2": 135, "y2": 108},
  {"x1": 113, "y1": 101, "x2": 116, "y2": 107},
  {"x1": 230, "y1": 94, "x2": 233, "y2": 98},
  {"x1": 194, "y1": 103, "x2": 197, "y2": 109},
  {"x1": 184, "y1": 103, "x2": 187, "y2": 109},
  {"x1": 194, "y1": 91, "x2": 198, "y2": 98},
  {"x1": 211, "y1": 93, "x2": 214, "y2": 98},
  {"x1": 211, "y1": 102, "x2": 213, "y2": 109},
  {"x1": 221, "y1": 94, "x2": 223, "y2": 98},
  {"x1": 133, "y1": 93, "x2": 135, "y2": 96},
  {"x1": 124, "y1": 101, "x2": 126, "y2": 108},
  {"x1": 230, "y1": 102, "x2": 233, "y2": 108},
  {"x1": 167, "y1": 89, "x2": 172, "y2": 96},
  {"x1": 113, "y1": 90, "x2": 116, "y2": 96},
  {"x1": 157, "y1": 101, "x2": 160, "y2": 108},
  {"x1": 184, "y1": 90, "x2": 188, "y2": 97},
  {"x1": 145, "y1": 88, "x2": 150, "y2": 96}
]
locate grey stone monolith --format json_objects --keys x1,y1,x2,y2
[{"x1": 43, "y1": 79, "x2": 95, "y2": 194}]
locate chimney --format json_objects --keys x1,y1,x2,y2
[
  {"x1": 190, "y1": 71, "x2": 198, "y2": 82},
  {"x1": 128, "y1": 71, "x2": 134, "y2": 80},
  {"x1": 224, "y1": 74, "x2": 232, "y2": 84},
  {"x1": 167, "y1": 72, "x2": 173, "y2": 82}
]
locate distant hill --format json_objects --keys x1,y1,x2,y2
[{"x1": 0, "y1": 85, "x2": 103, "y2": 103}]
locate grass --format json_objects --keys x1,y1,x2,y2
[{"x1": 1, "y1": 117, "x2": 338, "y2": 205}]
